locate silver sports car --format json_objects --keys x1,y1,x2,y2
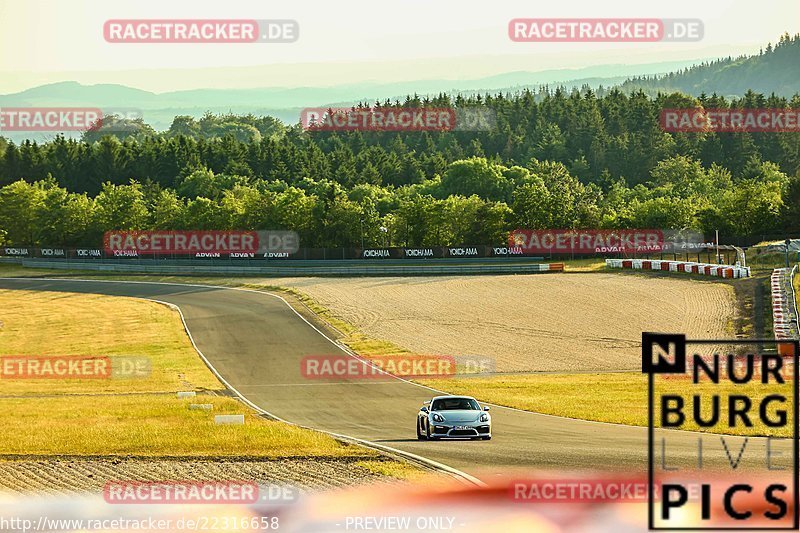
[{"x1": 416, "y1": 395, "x2": 491, "y2": 440}]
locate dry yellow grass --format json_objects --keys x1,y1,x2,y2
[
  {"x1": 265, "y1": 274, "x2": 736, "y2": 372},
  {"x1": 354, "y1": 460, "x2": 432, "y2": 481},
  {"x1": 0, "y1": 289, "x2": 222, "y2": 395},
  {"x1": 0, "y1": 395, "x2": 371, "y2": 457},
  {"x1": 0, "y1": 268, "x2": 740, "y2": 438},
  {"x1": 6, "y1": 260, "x2": 732, "y2": 372},
  {"x1": 0, "y1": 288, "x2": 377, "y2": 459}
]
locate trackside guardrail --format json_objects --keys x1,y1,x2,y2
[
  {"x1": 794, "y1": 265, "x2": 800, "y2": 330},
  {"x1": 0, "y1": 245, "x2": 544, "y2": 261},
  {"x1": 771, "y1": 267, "x2": 799, "y2": 356},
  {"x1": 605, "y1": 258, "x2": 750, "y2": 278},
  {"x1": 15, "y1": 259, "x2": 565, "y2": 277}
]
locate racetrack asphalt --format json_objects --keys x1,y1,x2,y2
[{"x1": 0, "y1": 277, "x2": 780, "y2": 482}]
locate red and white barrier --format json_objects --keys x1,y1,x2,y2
[
  {"x1": 771, "y1": 267, "x2": 798, "y2": 356},
  {"x1": 606, "y1": 259, "x2": 750, "y2": 278}
]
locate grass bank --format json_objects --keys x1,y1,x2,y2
[{"x1": 0, "y1": 288, "x2": 377, "y2": 459}]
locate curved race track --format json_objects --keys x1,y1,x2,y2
[{"x1": 0, "y1": 277, "x2": 769, "y2": 482}]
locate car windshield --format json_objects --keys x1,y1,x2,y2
[{"x1": 431, "y1": 398, "x2": 480, "y2": 411}]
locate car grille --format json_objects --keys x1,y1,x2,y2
[{"x1": 450, "y1": 429, "x2": 477, "y2": 436}]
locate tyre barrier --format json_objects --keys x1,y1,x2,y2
[
  {"x1": 771, "y1": 267, "x2": 799, "y2": 357},
  {"x1": 605, "y1": 259, "x2": 750, "y2": 278}
]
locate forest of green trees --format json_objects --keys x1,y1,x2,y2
[
  {"x1": 623, "y1": 33, "x2": 800, "y2": 98},
  {"x1": 1, "y1": 76, "x2": 799, "y2": 248}
]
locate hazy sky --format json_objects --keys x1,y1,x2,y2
[{"x1": 1, "y1": 0, "x2": 798, "y2": 93}]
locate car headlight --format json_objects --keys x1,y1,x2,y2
[
  {"x1": 432, "y1": 413, "x2": 444, "y2": 423},
  {"x1": 480, "y1": 413, "x2": 489, "y2": 422}
]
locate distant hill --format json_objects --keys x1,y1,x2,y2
[
  {"x1": 7, "y1": 32, "x2": 800, "y2": 145},
  {"x1": 0, "y1": 60, "x2": 702, "y2": 142},
  {"x1": 621, "y1": 33, "x2": 800, "y2": 98},
  {"x1": 6, "y1": 81, "x2": 157, "y2": 107},
  {"x1": 0, "y1": 60, "x2": 704, "y2": 108}
]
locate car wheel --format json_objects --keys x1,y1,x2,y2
[
  {"x1": 417, "y1": 420, "x2": 427, "y2": 440},
  {"x1": 425, "y1": 424, "x2": 437, "y2": 440},
  {"x1": 481, "y1": 436, "x2": 492, "y2": 440}
]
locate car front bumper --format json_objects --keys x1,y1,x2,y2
[{"x1": 431, "y1": 423, "x2": 491, "y2": 438}]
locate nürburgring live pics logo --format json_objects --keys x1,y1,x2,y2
[{"x1": 643, "y1": 333, "x2": 799, "y2": 530}]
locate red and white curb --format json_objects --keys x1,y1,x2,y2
[{"x1": 606, "y1": 258, "x2": 750, "y2": 278}]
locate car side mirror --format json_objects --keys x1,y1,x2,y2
[
  {"x1": 483, "y1": 406, "x2": 490, "y2": 411},
  {"x1": 420, "y1": 407, "x2": 429, "y2": 413}
]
